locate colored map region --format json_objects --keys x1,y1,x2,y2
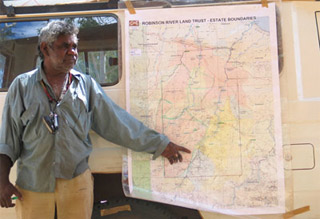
[{"x1": 125, "y1": 3, "x2": 284, "y2": 215}]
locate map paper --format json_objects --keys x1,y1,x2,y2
[{"x1": 124, "y1": 3, "x2": 285, "y2": 215}]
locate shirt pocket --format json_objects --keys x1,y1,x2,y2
[
  {"x1": 62, "y1": 95, "x2": 92, "y2": 140},
  {"x1": 20, "y1": 102, "x2": 39, "y2": 126},
  {"x1": 20, "y1": 102, "x2": 43, "y2": 143}
]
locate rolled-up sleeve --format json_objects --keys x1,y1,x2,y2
[
  {"x1": 0, "y1": 80, "x2": 24, "y2": 164},
  {"x1": 88, "y1": 78, "x2": 169, "y2": 159}
]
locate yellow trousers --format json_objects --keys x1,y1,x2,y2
[{"x1": 15, "y1": 169, "x2": 94, "y2": 219}]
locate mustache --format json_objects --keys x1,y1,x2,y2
[{"x1": 64, "y1": 55, "x2": 77, "y2": 61}]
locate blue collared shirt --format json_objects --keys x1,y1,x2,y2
[{"x1": 0, "y1": 67, "x2": 169, "y2": 192}]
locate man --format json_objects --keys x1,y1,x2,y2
[{"x1": 0, "y1": 20, "x2": 190, "y2": 218}]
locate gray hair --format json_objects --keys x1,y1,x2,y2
[{"x1": 38, "y1": 20, "x2": 79, "y2": 60}]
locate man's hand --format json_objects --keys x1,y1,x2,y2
[
  {"x1": 161, "y1": 142, "x2": 191, "y2": 165},
  {"x1": 0, "y1": 181, "x2": 22, "y2": 208},
  {"x1": 0, "y1": 154, "x2": 22, "y2": 208}
]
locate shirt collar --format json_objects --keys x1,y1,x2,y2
[{"x1": 36, "y1": 63, "x2": 82, "y2": 83}]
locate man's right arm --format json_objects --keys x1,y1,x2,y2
[
  {"x1": 0, "y1": 79, "x2": 24, "y2": 208},
  {"x1": 0, "y1": 154, "x2": 22, "y2": 208}
]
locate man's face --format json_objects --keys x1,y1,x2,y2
[{"x1": 45, "y1": 34, "x2": 78, "y2": 73}]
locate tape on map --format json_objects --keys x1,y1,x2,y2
[
  {"x1": 124, "y1": 0, "x2": 136, "y2": 14},
  {"x1": 261, "y1": 0, "x2": 268, "y2": 7},
  {"x1": 282, "y1": 206, "x2": 310, "y2": 219}
]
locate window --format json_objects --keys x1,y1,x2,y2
[
  {"x1": 75, "y1": 50, "x2": 119, "y2": 85},
  {"x1": 0, "y1": 53, "x2": 5, "y2": 87},
  {"x1": 0, "y1": 14, "x2": 120, "y2": 90}
]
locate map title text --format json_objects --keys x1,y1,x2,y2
[{"x1": 140, "y1": 16, "x2": 257, "y2": 25}]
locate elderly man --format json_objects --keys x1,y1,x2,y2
[{"x1": 0, "y1": 20, "x2": 190, "y2": 219}]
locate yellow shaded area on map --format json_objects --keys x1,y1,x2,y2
[{"x1": 197, "y1": 98, "x2": 242, "y2": 176}]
